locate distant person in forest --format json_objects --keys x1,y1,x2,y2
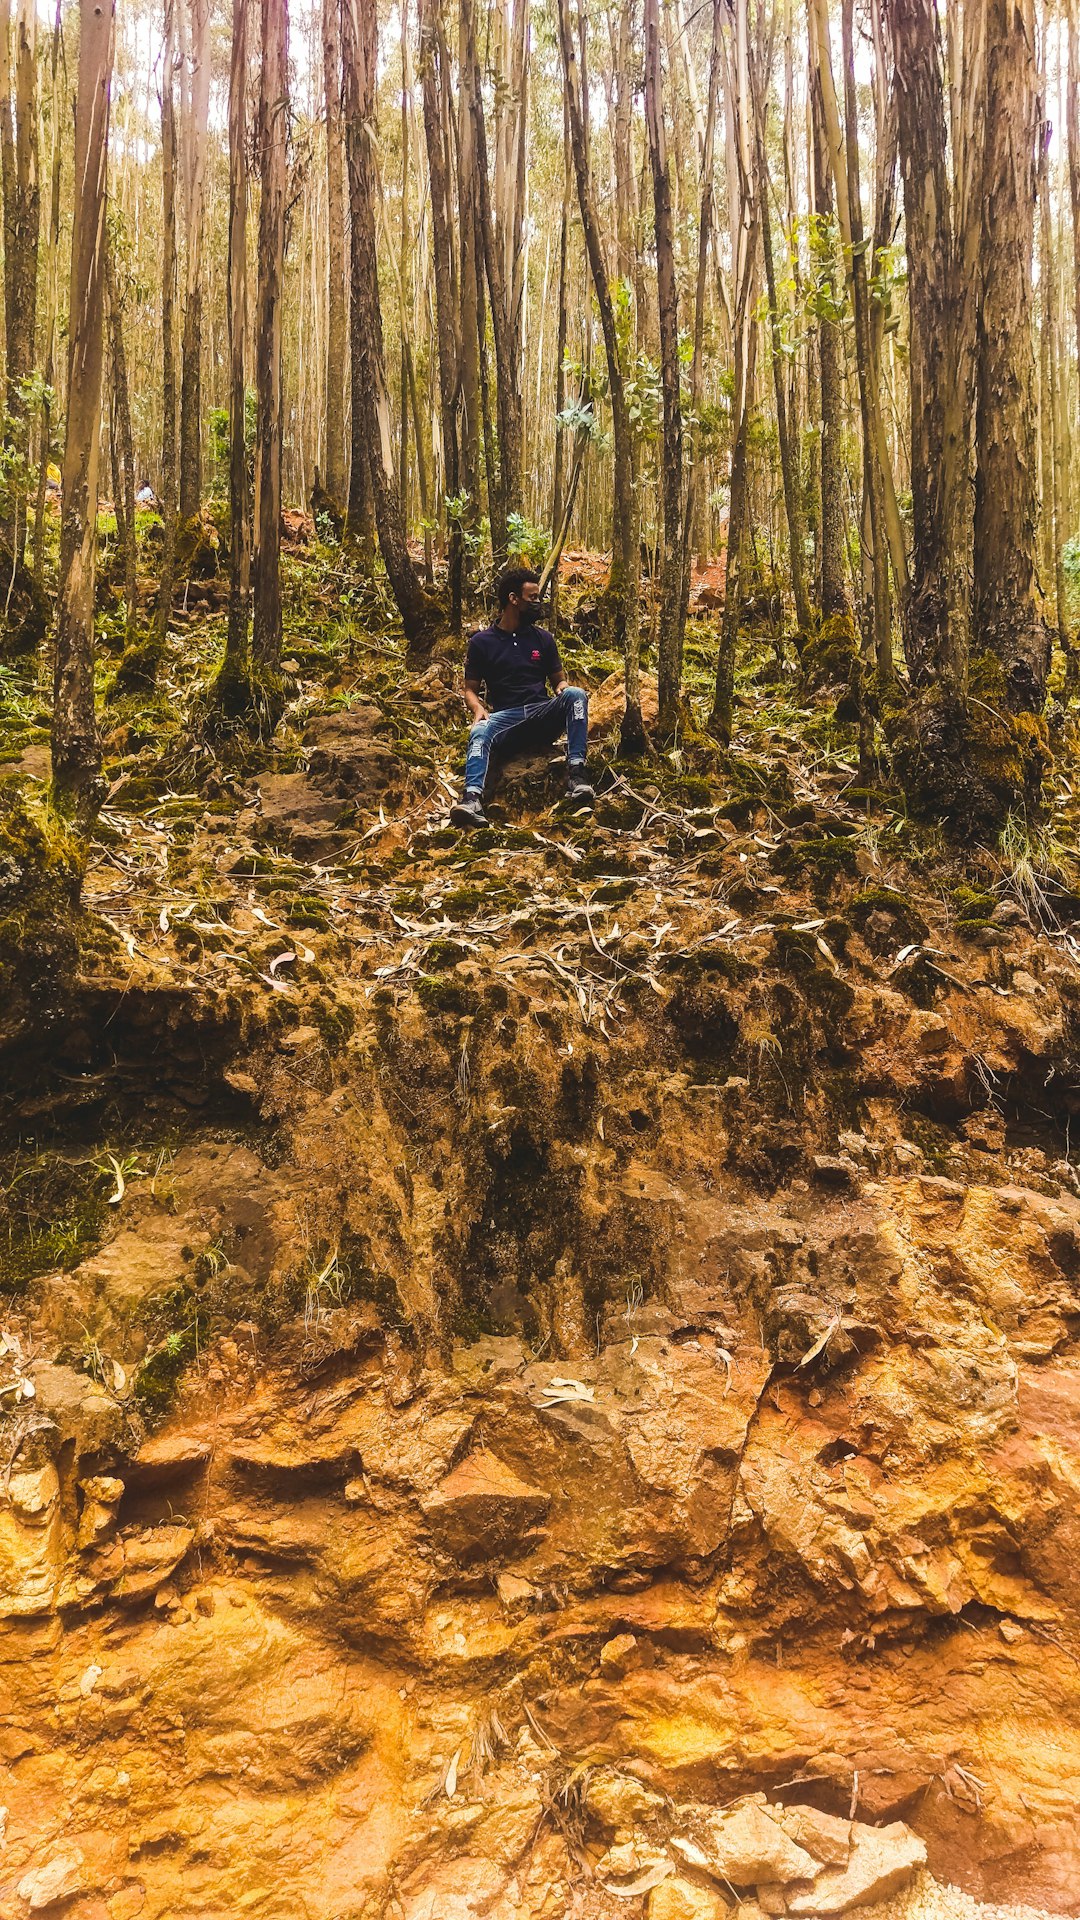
[{"x1": 450, "y1": 567, "x2": 594, "y2": 831}]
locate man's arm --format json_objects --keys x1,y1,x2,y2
[
  {"x1": 463, "y1": 677, "x2": 488, "y2": 721},
  {"x1": 544, "y1": 631, "x2": 567, "y2": 694}
]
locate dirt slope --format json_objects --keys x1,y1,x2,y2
[{"x1": 3, "y1": 642, "x2": 1080, "y2": 1920}]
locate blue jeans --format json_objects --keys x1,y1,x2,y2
[{"x1": 464, "y1": 687, "x2": 589, "y2": 795}]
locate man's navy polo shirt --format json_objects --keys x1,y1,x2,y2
[{"x1": 464, "y1": 622, "x2": 562, "y2": 711}]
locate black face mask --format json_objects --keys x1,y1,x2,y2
[{"x1": 518, "y1": 599, "x2": 547, "y2": 626}]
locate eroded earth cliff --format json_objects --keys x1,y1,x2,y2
[{"x1": 3, "y1": 663, "x2": 1080, "y2": 1919}]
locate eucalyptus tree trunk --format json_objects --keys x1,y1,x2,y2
[
  {"x1": 808, "y1": 39, "x2": 847, "y2": 617},
  {"x1": 454, "y1": 1, "x2": 482, "y2": 594},
  {"x1": 320, "y1": 0, "x2": 347, "y2": 510},
  {"x1": 1039, "y1": 118, "x2": 1068, "y2": 665},
  {"x1": 250, "y1": 0, "x2": 287, "y2": 687},
  {"x1": 644, "y1": 0, "x2": 686, "y2": 740},
  {"x1": 178, "y1": 0, "x2": 210, "y2": 523},
  {"x1": 155, "y1": 0, "x2": 179, "y2": 653},
  {"x1": 751, "y1": 44, "x2": 813, "y2": 644},
  {"x1": 419, "y1": 0, "x2": 462, "y2": 628},
  {"x1": 462, "y1": 0, "x2": 521, "y2": 561},
  {"x1": 0, "y1": 0, "x2": 39, "y2": 567},
  {"x1": 840, "y1": 0, "x2": 889, "y2": 684},
  {"x1": 683, "y1": 0, "x2": 721, "y2": 601},
  {"x1": 214, "y1": 0, "x2": 251, "y2": 705},
  {"x1": 886, "y1": 0, "x2": 975, "y2": 689},
  {"x1": 105, "y1": 243, "x2": 137, "y2": 649},
  {"x1": 556, "y1": 0, "x2": 644, "y2": 752},
  {"x1": 341, "y1": 0, "x2": 441, "y2": 654},
  {"x1": 549, "y1": 118, "x2": 571, "y2": 630},
  {"x1": 973, "y1": 0, "x2": 1048, "y2": 712},
  {"x1": 53, "y1": 0, "x2": 114, "y2": 820},
  {"x1": 711, "y1": 0, "x2": 759, "y2": 744},
  {"x1": 32, "y1": 0, "x2": 60, "y2": 590}
]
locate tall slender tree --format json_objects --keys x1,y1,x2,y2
[
  {"x1": 177, "y1": 0, "x2": 210, "y2": 522},
  {"x1": 0, "y1": 0, "x2": 40, "y2": 568},
  {"x1": 645, "y1": 0, "x2": 686, "y2": 739},
  {"x1": 53, "y1": 0, "x2": 115, "y2": 818},
  {"x1": 212, "y1": 0, "x2": 252, "y2": 711},
  {"x1": 341, "y1": 0, "x2": 440, "y2": 653},
  {"x1": 250, "y1": 0, "x2": 288, "y2": 697},
  {"x1": 322, "y1": 0, "x2": 348, "y2": 510},
  {"x1": 973, "y1": 0, "x2": 1048, "y2": 712},
  {"x1": 556, "y1": 0, "x2": 645, "y2": 751}
]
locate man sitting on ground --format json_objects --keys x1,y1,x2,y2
[{"x1": 450, "y1": 567, "x2": 594, "y2": 830}]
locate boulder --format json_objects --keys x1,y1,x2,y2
[
  {"x1": 648, "y1": 1880, "x2": 731, "y2": 1920},
  {"x1": 689, "y1": 1799, "x2": 819, "y2": 1888},
  {"x1": 585, "y1": 1766, "x2": 666, "y2": 1832},
  {"x1": 600, "y1": 1631, "x2": 643, "y2": 1679},
  {"x1": 588, "y1": 668, "x2": 660, "y2": 743},
  {"x1": 786, "y1": 1821, "x2": 926, "y2": 1914},
  {"x1": 774, "y1": 1805, "x2": 852, "y2": 1868},
  {"x1": 17, "y1": 1847, "x2": 87, "y2": 1910},
  {"x1": 421, "y1": 1451, "x2": 549, "y2": 1561},
  {"x1": 303, "y1": 706, "x2": 401, "y2": 805}
]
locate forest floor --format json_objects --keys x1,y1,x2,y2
[{"x1": 2, "y1": 537, "x2": 1080, "y2": 1919}]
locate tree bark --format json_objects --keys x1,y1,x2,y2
[
  {"x1": 419, "y1": 0, "x2": 461, "y2": 628},
  {"x1": 840, "y1": 0, "x2": 889, "y2": 683},
  {"x1": 105, "y1": 242, "x2": 137, "y2": 650},
  {"x1": 53, "y1": 0, "x2": 114, "y2": 819},
  {"x1": 178, "y1": 0, "x2": 210, "y2": 523},
  {"x1": 645, "y1": 0, "x2": 686, "y2": 740},
  {"x1": 32, "y1": 0, "x2": 60, "y2": 591},
  {"x1": 216, "y1": 0, "x2": 251, "y2": 700},
  {"x1": 973, "y1": 0, "x2": 1048, "y2": 710},
  {"x1": 808, "y1": 35, "x2": 847, "y2": 617},
  {"x1": 250, "y1": 0, "x2": 288, "y2": 684},
  {"x1": 556, "y1": 0, "x2": 644, "y2": 751},
  {"x1": 0, "y1": 0, "x2": 39, "y2": 566},
  {"x1": 322, "y1": 0, "x2": 348, "y2": 508},
  {"x1": 341, "y1": 0, "x2": 441, "y2": 653},
  {"x1": 156, "y1": 0, "x2": 179, "y2": 653},
  {"x1": 886, "y1": 0, "x2": 975, "y2": 687},
  {"x1": 462, "y1": 0, "x2": 522, "y2": 561},
  {"x1": 751, "y1": 42, "x2": 813, "y2": 642}
]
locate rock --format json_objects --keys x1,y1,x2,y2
[
  {"x1": 257, "y1": 774, "x2": 346, "y2": 860},
  {"x1": 17, "y1": 1847, "x2": 87, "y2": 1909},
  {"x1": 585, "y1": 1766, "x2": 666, "y2": 1831},
  {"x1": 810, "y1": 1155, "x2": 858, "y2": 1190},
  {"x1": 495, "y1": 1571, "x2": 538, "y2": 1607},
  {"x1": 600, "y1": 1631, "x2": 643, "y2": 1679},
  {"x1": 588, "y1": 669, "x2": 661, "y2": 742},
  {"x1": 648, "y1": 1882, "x2": 731, "y2": 1920},
  {"x1": 999, "y1": 1618, "x2": 1024, "y2": 1644},
  {"x1": 690, "y1": 1799, "x2": 819, "y2": 1888},
  {"x1": 114, "y1": 1525, "x2": 195, "y2": 1602},
  {"x1": 421, "y1": 1452, "x2": 549, "y2": 1561},
  {"x1": 303, "y1": 705, "x2": 400, "y2": 798},
  {"x1": 596, "y1": 1839, "x2": 673, "y2": 1894},
  {"x1": 278, "y1": 1025, "x2": 322, "y2": 1053},
  {"x1": 774, "y1": 1805, "x2": 851, "y2": 1867},
  {"x1": 785, "y1": 1821, "x2": 926, "y2": 1914}
]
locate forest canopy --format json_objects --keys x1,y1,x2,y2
[{"x1": 1, "y1": 0, "x2": 1077, "y2": 839}]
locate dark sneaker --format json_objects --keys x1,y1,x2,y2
[
  {"x1": 449, "y1": 793, "x2": 489, "y2": 831},
  {"x1": 565, "y1": 773, "x2": 595, "y2": 808}
]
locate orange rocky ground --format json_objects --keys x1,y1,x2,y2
[{"x1": 2, "y1": 665, "x2": 1080, "y2": 1918}]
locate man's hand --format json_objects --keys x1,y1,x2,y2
[{"x1": 463, "y1": 678, "x2": 488, "y2": 723}]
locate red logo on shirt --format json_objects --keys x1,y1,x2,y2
[{"x1": 531, "y1": 649, "x2": 541, "y2": 661}]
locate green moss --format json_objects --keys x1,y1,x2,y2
[
  {"x1": 133, "y1": 1321, "x2": 204, "y2": 1417},
  {"x1": 425, "y1": 936, "x2": 468, "y2": 969},
  {"x1": 951, "y1": 884, "x2": 996, "y2": 921},
  {"x1": 889, "y1": 661, "x2": 1051, "y2": 841},
  {"x1": 591, "y1": 877, "x2": 636, "y2": 902},
  {"x1": 849, "y1": 886, "x2": 929, "y2": 945},
  {"x1": 774, "y1": 833, "x2": 859, "y2": 899},
  {"x1": 799, "y1": 612, "x2": 859, "y2": 694},
  {"x1": 286, "y1": 892, "x2": 331, "y2": 932},
  {"x1": 443, "y1": 884, "x2": 494, "y2": 918},
  {"x1": 416, "y1": 972, "x2": 476, "y2": 1016},
  {"x1": 0, "y1": 780, "x2": 85, "y2": 1046},
  {"x1": 106, "y1": 635, "x2": 164, "y2": 700},
  {"x1": 0, "y1": 1151, "x2": 110, "y2": 1290}
]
